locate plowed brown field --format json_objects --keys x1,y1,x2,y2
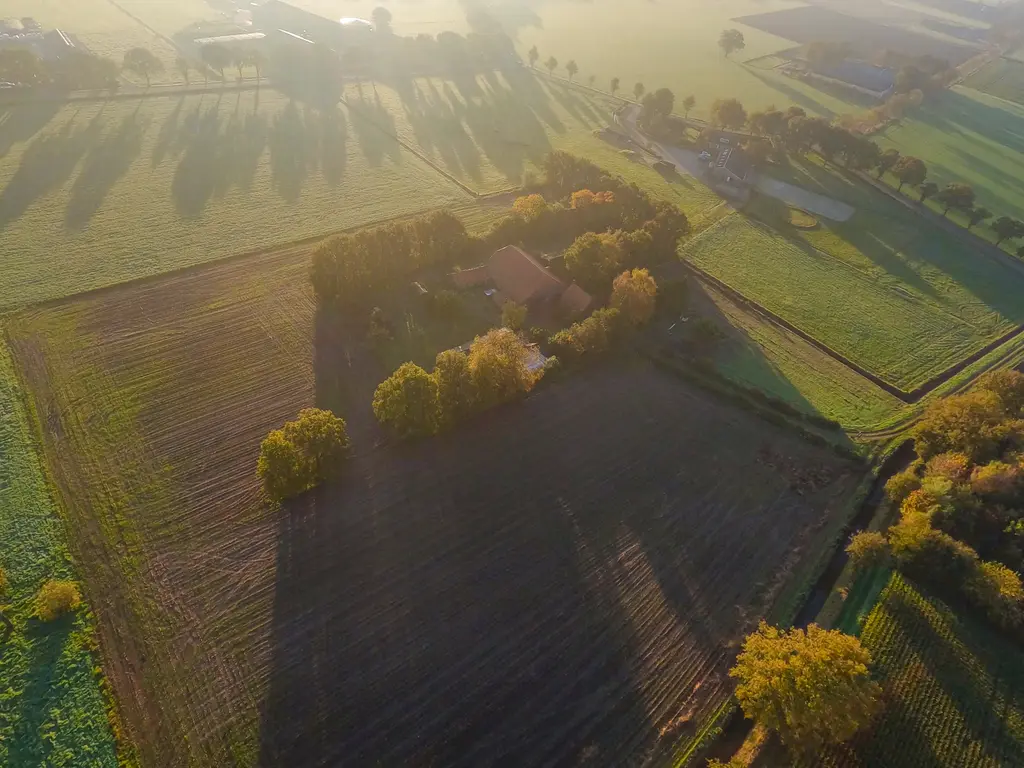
[{"x1": 7, "y1": 245, "x2": 862, "y2": 767}]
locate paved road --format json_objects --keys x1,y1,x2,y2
[{"x1": 615, "y1": 104, "x2": 855, "y2": 222}]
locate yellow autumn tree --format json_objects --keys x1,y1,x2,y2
[
  {"x1": 257, "y1": 408, "x2": 349, "y2": 501},
  {"x1": 36, "y1": 579, "x2": 82, "y2": 621},
  {"x1": 468, "y1": 328, "x2": 540, "y2": 408},
  {"x1": 730, "y1": 622, "x2": 881, "y2": 757},
  {"x1": 611, "y1": 268, "x2": 658, "y2": 325}
]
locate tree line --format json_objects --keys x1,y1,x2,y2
[{"x1": 848, "y1": 370, "x2": 1024, "y2": 635}]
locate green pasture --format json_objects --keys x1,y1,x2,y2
[
  {"x1": 819, "y1": 573, "x2": 1024, "y2": 767},
  {"x1": 963, "y1": 57, "x2": 1024, "y2": 105},
  {"x1": 683, "y1": 186, "x2": 1024, "y2": 390},
  {"x1": 0, "y1": 88, "x2": 467, "y2": 310},
  {"x1": 0, "y1": 344, "x2": 122, "y2": 768},
  {"x1": 697, "y1": 285, "x2": 907, "y2": 431},
  {"x1": 877, "y1": 86, "x2": 1024, "y2": 228}
]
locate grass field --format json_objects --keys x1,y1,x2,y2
[
  {"x1": 0, "y1": 344, "x2": 121, "y2": 768},
  {"x1": 819, "y1": 573, "x2": 1024, "y2": 767},
  {"x1": 6, "y1": 242, "x2": 861, "y2": 766},
  {"x1": 877, "y1": 86, "x2": 1024, "y2": 227},
  {"x1": 342, "y1": 72, "x2": 721, "y2": 211},
  {"x1": 692, "y1": 283, "x2": 908, "y2": 431},
  {"x1": 0, "y1": 88, "x2": 471, "y2": 310},
  {"x1": 0, "y1": 0, "x2": 181, "y2": 85},
  {"x1": 682, "y1": 152, "x2": 1024, "y2": 391},
  {"x1": 963, "y1": 57, "x2": 1024, "y2": 104}
]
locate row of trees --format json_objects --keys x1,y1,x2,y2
[
  {"x1": 373, "y1": 328, "x2": 544, "y2": 436},
  {"x1": 848, "y1": 371, "x2": 1024, "y2": 633}
]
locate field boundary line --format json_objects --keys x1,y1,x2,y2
[{"x1": 679, "y1": 257, "x2": 1024, "y2": 404}]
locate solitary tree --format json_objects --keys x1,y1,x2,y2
[
  {"x1": 918, "y1": 181, "x2": 938, "y2": 204},
  {"x1": 611, "y1": 269, "x2": 658, "y2": 325},
  {"x1": 610, "y1": 76, "x2": 620, "y2": 96},
  {"x1": 992, "y1": 216, "x2": 1024, "y2": 246},
  {"x1": 123, "y1": 47, "x2": 163, "y2": 88},
  {"x1": 731, "y1": 622, "x2": 882, "y2": 757},
  {"x1": 528, "y1": 45, "x2": 539, "y2": 69},
  {"x1": 175, "y1": 56, "x2": 191, "y2": 86},
  {"x1": 566, "y1": 59, "x2": 578, "y2": 81},
  {"x1": 682, "y1": 94, "x2": 696, "y2": 119},
  {"x1": 935, "y1": 182, "x2": 975, "y2": 217},
  {"x1": 545, "y1": 56, "x2": 558, "y2": 75},
  {"x1": 719, "y1": 29, "x2": 746, "y2": 57},
  {"x1": 373, "y1": 362, "x2": 440, "y2": 437},
  {"x1": 875, "y1": 147, "x2": 900, "y2": 178},
  {"x1": 967, "y1": 206, "x2": 993, "y2": 230},
  {"x1": 710, "y1": 97, "x2": 747, "y2": 129},
  {"x1": 36, "y1": 580, "x2": 82, "y2": 622},
  {"x1": 257, "y1": 408, "x2": 349, "y2": 501},
  {"x1": 633, "y1": 82, "x2": 645, "y2": 101},
  {"x1": 892, "y1": 155, "x2": 927, "y2": 192},
  {"x1": 371, "y1": 6, "x2": 393, "y2": 34}
]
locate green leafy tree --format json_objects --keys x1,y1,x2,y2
[
  {"x1": 967, "y1": 206, "x2": 992, "y2": 230},
  {"x1": 682, "y1": 94, "x2": 696, "y2": 118},
  {"x1": 885, "y1": 468, "x2": 922, "y2": 504},
  {"x1": 565, "y1": 59, "x2": 578, "y2": 80},
  {"x1": 611, "y1": 268, "x2": 658, "y2": 325},
  {"x1": 633, "y1": 81, "x2": 645, "y2": 101},
  {"x1": 913, "y1": 390, "x2": 1007, "y2": 461},
  {"x1": 545, "y1": 56, "x2": 558, "y2": 75},
  {"x1": 730, "y1": 622, "x2": 882, "y2": 756},
  {"x1": 502, "y1": 300, "x2": 528, "y2": 331},
  {"x1": 918, "y1": 181, "x2": 938, "y2": 204},
  {"x1": 36, "y1": 580, "x2": 82, "y2": 621},
  {"x1": 719, "y1": 29, "x2": 746, "y2": 57},
  {"x1": 935, "y1": 182, "x2": 975, "y2": 217},
  {"x1": 468, "y1": 328, "x2": 540, "y2": 407},
  {"x1": 257, "y1": 408, "x2": 349, "y2": 501},
  {"x1": 892, "y1": 156, "x2": 927, "y2": 192},
  {"x1": 564, "y1": 231, "x2": 623, "y2": 290},
  {"x1": 992, "y1": 216, "x2": 1024, "y2": 246},
  {"x1": 710, "y1": 97, "x2": 747, "y2": 129},
  {"x1": 433, "y1": 349, "x2": 476, "y2": 426},
  {"x1": 373, "y1": 362, "x2": 440, "y2": 436},
  {"x1": 528, "y1": 45, "x2": 539, "y2": 69},
  {"x1": 875, "y1": 147, "x2": 900, "y2": 178},
  {"x1": 123, "y1": 47, "x2": 164, "y2": 88},
  {"x1": 610, "y1": 76, "x2": 620, "y2": 96}
]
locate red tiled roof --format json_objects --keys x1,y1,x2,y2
[{"x1": 488, "y1": 246, "x2": 564, "y2": 305}]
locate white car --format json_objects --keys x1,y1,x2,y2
[{"x1": 698, "y1": 151, "x2": 712, "y2": 161}]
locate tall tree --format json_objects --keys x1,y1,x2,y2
[
  {"x1": 935, "y1": 182, "x2": 975, "y2": 217},
  {"x1": 565, "y1": 59, "x2": 578, "y2": 81},
  {"x1": 633, "y1": 82, "x2": 645, "y2": 101},
  {"x1": 918, "y1": 182, "x2": 938, "y2": 203},
  {"x1": 719, "y1": 28, "x2": 746, "y2": 57},
  {"x1": 528, "y1": 45, "x2": 539, "y2": 69},
  {"x1": 468, "y1": 329, "x2": 540, "y2": 408},
  {"x1": 372, "y1": 362, "x2": 440, "y2": 436},
  {"x1": 544, "y1": 55, "x2": 558, "y2": 75},
  {"x1": 992, "y1": 216, "x2": 1024, "y2": 246},
  {"x1": 710, "y1": 97, "x2": 747, "y2": 129},
  {"x1": 682, "y1": 94, "x2": 696, "y2": 118},
  {"x1": 731, "y1": 622, "x2": 882, "y2": 757},
  {"x1": 875, "y1": 147, "x2": 900, "y2": 178},
  {"x1": 611, "y1": 269, "x2": 658, "y2": 325},
  {"x1": 175, "y1": 56, "x2": 190, "y2": 86},
  {"x1": 201, "y1": 44, "x2": 232, "y2": 82},
  {"x1": 123, "y1": 47, "x2": 163, "y2": 88},
  {"x1": 610, "y1": 76, "x2": 620, "y2": 96},
  {"x1": 967, "y1": 206, "x2": 993, "y2": 230},
  {"x1": 433, "y1": 350, "x2": 476, "y2": 427},
  {"x1": 892, "y1": 156, "x2": 927, "y2": 192},
  {"x1": 248, "y1": 49, "x2": 266, "y2": 84},
  {"x1": 371, "y1": 6, "x2": 393, "y2": 34}
]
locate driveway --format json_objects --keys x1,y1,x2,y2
[{"x1": 614, "y1": 104, "x2": 856, "y2": 222}]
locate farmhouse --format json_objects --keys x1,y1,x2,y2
[
  {"x1": 451, "y1": 245, "x2": 593, "y2": 314},
  {"x1": 708, "y1": 147, "x2": 753, "y2": 201}
]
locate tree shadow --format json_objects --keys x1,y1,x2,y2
[
  {"x1": 150, "y1": 96, "x2": 185, "y2": 168},
  {"x1": 318, "y1": 106, "x2": 347, "y2": 186},
  {"x1": 347, "y1": 87, "x2": 403, "y2": 168},
  {"x1": 0, "y1": 108, "x2": 106, "y2": 230},
  {"x1": 267, "y1": 100, "x2": 312, "y2": 204},
  {"x1": 0, "y1": 100, "x2": 61, "y2": 160},
  {"x1": 66, "y1": 108, "x2": 149, "y2": 231},
  {"x1": 8, "y1": 616, "x2": 75, "y2": 767}
]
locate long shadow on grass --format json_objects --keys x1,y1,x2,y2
[
  {"x1": 0, "y1": 100, "x2": 62, "y2": 160},
  {"x1": 66, "y1": 107, "x2": 149, "y2": 231},
  {"x1": 0, "y1": 108, "x2": 107, "y2": 230}
]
